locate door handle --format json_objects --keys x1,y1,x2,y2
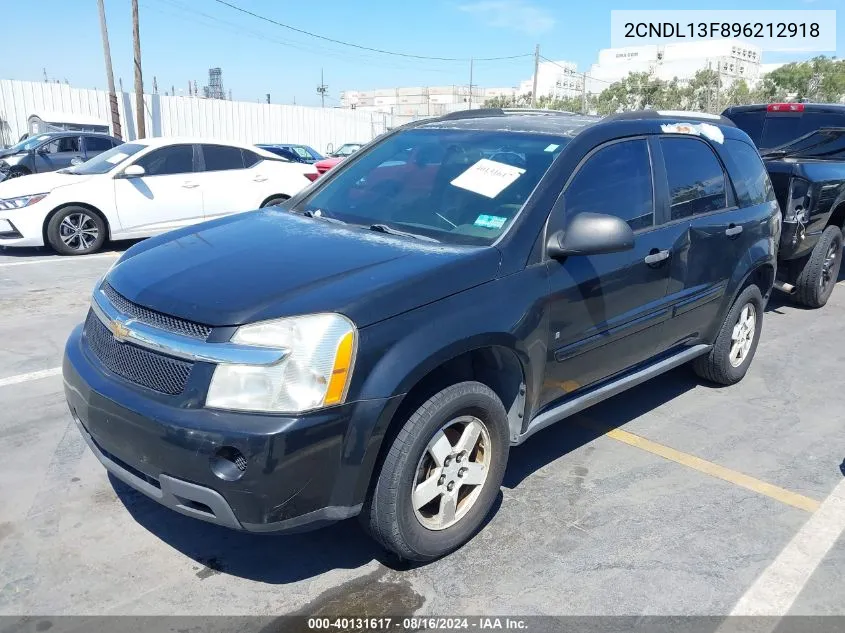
[
  {"x1": 725, "y1": 224, "x2": 743, "y2": 237},
  {"x1": 252, "y1": 175, "x2": 268, "y2": 182},
  {"x1": 644, "y1": 249, "x2": 670, "y2": 265},
  {"x1": 182, "y1": 181, "x2": 199, "y2": 189}
]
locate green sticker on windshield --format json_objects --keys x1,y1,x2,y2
[{"x1": 474, "y1": 215, "x2": 507, "y2": 229}]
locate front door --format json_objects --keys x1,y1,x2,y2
[
  {"x1": 34, "y1": 136, "x2": 83, "y2": 172},
  {"x1": 113, "y1": 143, "x2": 203, "y2": 235},
  {"x1": 540, "y1": 137, "x2": 685, "y2": 408}
]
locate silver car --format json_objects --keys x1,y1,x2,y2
[{"x1": 0, "y1": 132, "x2": 121, "y2": 182}]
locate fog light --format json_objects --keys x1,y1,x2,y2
[{"x1": 210, "y1": 446, "x2": 247, "y2": 481}]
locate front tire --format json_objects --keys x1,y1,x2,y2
[
  {"x1": 693, "y1": 284, "x2": 764, "y2": 386},
  {"x1": 794, "y1": 225, "x2": 842, "y2": 308},
  {"x1": 362, "y1": 381, "x2": 510, "y2": 561},
  {"x1": 260, "y1": 195, "x2": 290, "y2": 208},
  {"x1": 46, "y1": 206, "x2": 107, "y2": 255}
]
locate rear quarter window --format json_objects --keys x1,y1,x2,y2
[{"x1": 724, "y1": 139, "x2": 776, "y2": 207}]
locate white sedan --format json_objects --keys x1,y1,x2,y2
[{"x1": 0, "y1": 137, "x2": 318, "y2": 254}]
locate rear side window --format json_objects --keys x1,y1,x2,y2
[
  {"x1": 85, "y1": 136, "x2": 114, "y2": 152},
  {"x1": 242, "y1": 149, "x2": 262, "y2": 167},
  {"x1": 725, "y1": 139, "x2": 775, "y2": 207},
  {"x1": 201, "y1": 144, "x2": 245, "y2": 171},
  {"x1": 660, "y1": 137, "x2": 728, "y2": 220},
  {"x1": 564, "y1": 139, "x2": 654, "y2": 231}
]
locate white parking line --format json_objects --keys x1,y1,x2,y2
[
  {"x1": 0, "y1": 252, "x2": 120, "y2": 268},
  {"x1": 0, "y1": 367, "x2": 62, "y2": 388},
  {"x1": 730, "y1": 477, "x2": 845, "y2": 616}
]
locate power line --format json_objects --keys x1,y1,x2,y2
[
  {"x1": 539, "y1": 55, "x2": 613, "y2": 85},
  {"x1": 211, "y1": 0, "x2": 532, "y2": 62}
]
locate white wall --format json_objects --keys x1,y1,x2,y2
[{"x1": 0, "y1": 80, "x2": 392, "y2": 151}]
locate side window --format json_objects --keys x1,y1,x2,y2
[
  {"x1": 242, "y1": 149, "x2": 262, "y2": 168},
  {"x1": 725, "y1": 139, "x2": 776, "y2": 206},
  {"x1": 41, "y1": 137, "x2": 80, "y2": 154},
  {"x1": 563, "y1": 139, "x2": 654, "y2": 231},
  {"x1": 201, "y1": 144, "x2": 245, "y2": 171},
  {"x1": 85, "y1": 136, "x2": 113, "y2": 153},
  {"x1": 135, "y1": 144, "x2": 194, "y2": 176},
  {"x1": 660, "y1": 137, "x2": 728, "y2": 221}
]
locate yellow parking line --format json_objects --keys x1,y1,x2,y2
[{"x1": 579, "y1": 420, "x2": 821, "y2": 513}]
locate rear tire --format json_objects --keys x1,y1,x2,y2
[
  {"x1": 693, "y1": 284, "x2": 764, "y2": 386},
  {"x1": 794, "y1": 225, "x2": 842, "y2": 308},
  {"x1": 46, "y1": 206, "x2": 107, "y2": 255},
  {"x1": 260, "y1": 195, "x2": 290, "y2": 208},
  {"x1": 362, "y1": 381, "x2": 509, "y2": 561}
]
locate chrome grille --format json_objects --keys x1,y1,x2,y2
[
  {"x1": 84, "y1": 311, "x2": 193, "y2": 395},
  {"x1": 102, "y1": 283, "x2": 211, "y2": 340}
]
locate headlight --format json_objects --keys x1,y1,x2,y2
[
  {"x1": 206, "y1": 313, "x2": 356, "y2": 413},
  {"x1": 0, "y1": 193, "x2": 49, "y2": 210}
]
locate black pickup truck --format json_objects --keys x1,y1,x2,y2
[{"x1": 723, "y1": 103, "x2": 845, "y2": 307}]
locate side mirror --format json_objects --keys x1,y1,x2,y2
[
  {"x1": 70, "y1": 157, "x2": 84, "y2": 166},
  {"x1": 547, "y1": 212, "x2": 635, "y2": 259},
  {"x1": 122, "y1": 164, "x2": 146, "y2": 178}
]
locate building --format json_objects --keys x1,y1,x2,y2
[
  {"x1": 586, "y1": 40, "x2": 763, "y2": 94},
  {"x1": 340, "y1": 85, "x2": 517, "y2": 125},
  {"x1": 518, "y1": 59, "x2": 583, "y2": 100}
]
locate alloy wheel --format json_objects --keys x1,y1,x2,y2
[
  {"x1": 729, "y1": 302, "x2": 757, "y2": 368},
  {"x1": 59, "y1": 212, "x2": 99, "y2": 252},
  {"x1": 820, "y1": 241, "x2": 840, "y2": 294},
  {"x1": 412, "y1": 415, "x2": 491, "y2": 531}
]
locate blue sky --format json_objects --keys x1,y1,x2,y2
[{"x1": 1, "y1": 0, "x2": 842, "y2": 107}]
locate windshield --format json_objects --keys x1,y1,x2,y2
[
  {"x1": 296, "y1": 128, "x2": 569, "y2": 245},
  {"x1": 66, "y1": 143, "x2": 145, "y2": 175},
  {"x1": 334, "y1": 144, "x2": 362, "y2": 157},
  {"x1": 6, "y1": 134, "x2": 55, "y2": 153}
]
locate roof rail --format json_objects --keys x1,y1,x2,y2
[
  {"x1": 603, "y1": 109, "x2": 737, "y2": 127},
  {"x1": 502, "y1": 108, "x2": 581, "y2": 115},
  {"x1": 436, "y1": 108, "x2": 506, "y2": 121}
]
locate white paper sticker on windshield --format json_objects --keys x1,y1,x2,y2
[
  {"x1": 544, "y1": 144, "x2": 560, "y2": 152},
  {"x1": 450, "y1": 158, "x2": 526, "y2": 199},
  {"x1": 105, "y1": 152, "x2": 129, "y2": 164}
]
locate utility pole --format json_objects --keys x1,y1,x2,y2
[
  {"x1": 582, "y1": 72, "x2": 588, "y2": 114},
  {"x1": 531, "y1": 44, "x2": 540, "y2": 108},
  {"x1": 317, "y1": 68, "x2": 328, "y2": 108},
  {"x1": 468, "y1": 58, "x2": 474, "y2": 109},
  {"x1": 96, "y1": 0, "x2": 122, "y2": 140},
  {"x1": 131, "y1": 0, "x2": 145, "y2": 138}
]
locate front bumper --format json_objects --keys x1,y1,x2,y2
[
  {"x1": 63, "y1": 324, "x2": 400, "y2": 533},
  {"x1": 0, "y1": 204, "x2": 47, "y2": 247}
]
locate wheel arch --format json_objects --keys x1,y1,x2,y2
[
  {"x1": 42, "y1": 202, "x2": 111, "y2": 246},
  {"x1": 351, "y1": 341, "x2": 528, "y2": 505},
  {"x1": 826, "y1": 200, "x2": 845, "y2": 232},
  {"x1": 259, "y1": 193, "x2": 291, "y2": 208}
]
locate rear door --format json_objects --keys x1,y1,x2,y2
[
  {"x1": 657, "y1": 135, "x2": 768, "y2": 347},
  {"x1": 196, "y1": 144, "x2": 265, "y2": 219},
  {"x1": 113, "y1": 143, "x2": 204, "y2": 235}
]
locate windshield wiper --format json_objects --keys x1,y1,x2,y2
[
  {"x1": 297, "y1": 209, "x2": 346, "y2": 224},
  {"x1": 368, "y1": 223, "x2": 439, "y2": 242}
]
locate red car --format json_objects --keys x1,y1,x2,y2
[{"x1": 314, "y1": 143, "x2": 364, "y2": 176}]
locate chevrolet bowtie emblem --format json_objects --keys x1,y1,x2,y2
[{"x1": 108, "y1": 319, "x2": 131, "y2": 342}]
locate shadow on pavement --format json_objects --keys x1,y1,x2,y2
[{"x1": 504, "y1": 366, "x2": 700, "y2": 489}]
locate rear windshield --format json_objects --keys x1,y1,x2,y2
[
  {"x1": 730, "y1": 109, "x2": 845, "y2": 150},
  {"x1": 296, "y1": 128, "x2": 569, "y2": 245}
]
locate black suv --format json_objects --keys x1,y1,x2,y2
[
  {"x1": 723, "y1": 103, "x2": 845, "y2": 307},
  {"x1": 63, "y1": 109, "x2": 779, "y2": 560}
]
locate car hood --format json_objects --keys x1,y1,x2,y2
[
  {"x1": 107, "y1": 210, "x2": 502, "y2": 327},
  {"x1": 0, "y1": 170, "x2": 93, "y2": 197},
  {"x1": 0, "y1": 149, "x2": 25, "y2": 160}
]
